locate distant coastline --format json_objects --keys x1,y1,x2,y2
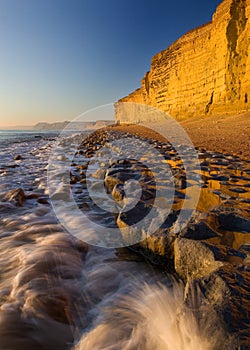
[
  {"x1": 0, "y1": 125, "x2": 33, "y2": 130},
  {"x1": 0, "y1": 120, "x2": 114, "y2": 131}
]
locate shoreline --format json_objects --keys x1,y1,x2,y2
[{"x1": 109, "y1": 111, "x2": 250, "y2": 161}]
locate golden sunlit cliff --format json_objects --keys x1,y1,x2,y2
[{"x1": 115, "y1": 0, "x2": 250, "y2": 122}]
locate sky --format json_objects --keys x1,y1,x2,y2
[{"x1": 0, "y1": 0, "x2": 222, "y2": 127}]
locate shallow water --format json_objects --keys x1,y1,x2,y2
[{"x1": 0, "y1": 131, "x2": 248, "y2": 349}]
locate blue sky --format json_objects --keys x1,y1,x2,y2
[{"x1": 0, "y1": 0, "x2": 221, "y2": 126}]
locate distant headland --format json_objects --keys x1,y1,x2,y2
[
  {"x1": 32, "y1": 120, "x2": 114, "y2": 131},
  {"x1": 0, "y1": 120, "x2": 114, "y2": 131}
]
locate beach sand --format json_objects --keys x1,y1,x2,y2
[{"x1": 109, "y1": 112, "x2": 250, "y2": 160}]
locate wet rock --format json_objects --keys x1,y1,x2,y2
[
  {"x1": 79, "y1": 178, "x2": 87, "y2": 185},
  {"x1": 217, "y1": 213, "x2": 250, "y2": 232},
  {"x1": 174, "y1": 239, "x2": 224, "y2": 281},
  {"x1": 117, "y1": 201, "x2": 151, "y2": 228},
  {"x1": 75, "y1": 239, "x2": 89, "y2": 255},
  {"x1": 180, "y1": 221, "x2": 219, "y2": 240},
  {"x1": 105, "y1": 167, "x2": 124, "y2": 177},
  {"x1": 116, "y1": 201, "x2": 153, "y2": 245},
  {"x1": 104, "y1": 175, "x2": 122, "y2": 192},
  {"x1": 117, "y1": 199, "x2": 177, "y2": 263},
  {"x1": 70, "y1": 177, "x2": 78, "y2": 185},
  {"x1": 92, "y1": 168, "x2": 105, "y2": 179},
  {"x1": 229, "y1": 187, "x2": 248, "y2": 194},
  {"x1": 76, "y1": 164, "x2": 88, "y2": 170},
  {"x1": 3, "y1": 188, "x2": 25, "y2": 207},
  {"x1": 174, "y1": 174, "x2": 186, "y2": 189},
  {"x1": 14, "y1": 154, "x2": 22, "y2": 161},
  {"x1": 78, "y1": 202, "x2": 90, "y2": 211},
  {"x1": 174, "y1": 238, "x2": 247, "y2": 282},
  {"x1": 134, "y1": 227, "x2": 176, "y2": 266},
  {"x1": 211, "y1": 175, "x2": 229, "y2": 182},
  {"x1": 241, "y1": 198, "x2": 250, "y2": 204},
  {"x1": 200, "y1": 160, "x2": 209, "y2": 166},
  {"x1": 25, "y1": 193, "x2": 41, "y2": 200},
  {"x1": 112, "y1": 183, "x2": 125, "y2": 202},
  {"x1": 37, "y1": 198, "x2": 49, "y2": 205},
  {"x1": 4, "y1": 163, "x2": 20, "y2": 169},
  {"x1": 186, "y1": 265, "x2": 250, "y2": 349},
  {"x1": 200, "y1": 165, "x2": 209, "y2": 172},
  {"x1": 70, "y1": 174, "x2": 81, "y2": 185}
]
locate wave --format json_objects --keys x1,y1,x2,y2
[{"x1": 73, "y1": 281, "x2": 234, "y2": 350}]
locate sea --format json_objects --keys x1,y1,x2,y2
[
  {"x1": 0, "y1": 129, "x2": 233, "y2": 350},
  {"x1": 0, "y1": 129, "x2": 58, "y2": 144}
]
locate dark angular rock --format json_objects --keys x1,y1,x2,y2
[
  {"x1": 14, "y1": 155, "x2": 23, "y2": 161},
  {"x1": 3, "y1": 188, "x2": 25, "y2": 207},
  {"x1": 218, "y1": 213, "x2": 250, "y2": 232},
  {"x1": 180, "y1": 221, "x2": 219, "y2": 240},
  {"x1": 186, "y1": 265, "x2": 250, "y2": 349},
  {"x1": 37, "y1": 198, "x2": 49, "y2": 205}
]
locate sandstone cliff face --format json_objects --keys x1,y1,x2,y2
[{"x1": 116, "y1": 0, "x2": 250, "y2": 122}]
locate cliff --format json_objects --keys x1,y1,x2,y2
[{"x1": 116, "y1": 0, "x2": 250, "y2": 122}]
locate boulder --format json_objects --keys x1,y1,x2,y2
[
  {"x1": 185, "y1": 265, "x2": 250, "y2": 349},
  {"x1": 174, "y1": 238, "x2": 246, "y2": 281}
]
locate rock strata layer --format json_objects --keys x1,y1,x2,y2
[{"x1": 116, "y1": 0, "x2": 250, "y2": 121}]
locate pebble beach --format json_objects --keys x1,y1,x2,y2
[{"x1": 0, "y1": 124, "x2": 249, "y2": 349}]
